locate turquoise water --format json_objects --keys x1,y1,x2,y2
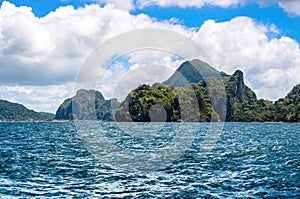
[{"x1": 0, "y1": 122, "x2": 299, "y2": 198}]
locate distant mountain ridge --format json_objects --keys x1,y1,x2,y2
[{"x1": 0, "y1": 99, "x2": 54, "y2": 121}]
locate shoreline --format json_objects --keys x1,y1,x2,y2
[
  {"x1": 0, "y1": 120, "x2": 298, "y2": 123},
  {"x1": 0, "y1": 120, "x2": 70, "y2": 123}
]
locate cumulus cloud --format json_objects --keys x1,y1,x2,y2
[
  {"x1": 0, "y1": 1, "x2": 299, "y2": 112},
  {"x1": 135, "y1": 0, "x2": 300, "y2": 16},
  {"x1": 83, "y1": 0, "x2": 300, "y2": 16},
  {"x1": 192, "y1": 17, "x2": 300, "y2": 100},
  {"x1": 96, "y1": 51, "x2": 184, "y2": 100},
  {"x1": 136, "y1": 0, "x2": 244, "y2": 8},
  {"x1": 0, "y1": 83, "x2": 74, "y2": 113},
  {"x1": 96, "y1": 0, "x2": 135, "y2": 10},
  {"x1": 0, "y1": 1, "x2": 188, "y2": 111},
  {"x1": 278, "y1": 1, "x2": 300, "y2": 16},
  {"x1": 0, "y1": 1, "x2": 190, "y2": 85}
]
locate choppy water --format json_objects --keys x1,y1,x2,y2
[{"x1": 0, "y1": 122, "x2": 299, "y2": 198}]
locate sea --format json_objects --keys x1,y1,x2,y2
[{"x1": 0, "y1": 122, "x2": 299, "y2": 198}]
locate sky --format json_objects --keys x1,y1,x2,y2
[{"x1": 0, "y1": 0, "x2": 299, "y2": 113}]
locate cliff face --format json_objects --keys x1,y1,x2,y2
[
  {"x1": 115, "y1": 63, "x2": 276, "y2": 122},
  {"x1": 55, "y1": 89, "x2": 119, "y2": 121},
  {"x1": 162, "y1": 59, "x2": 259, "y2": 121},
  {"x1": 222, "y1": 70, "x2": 257, "y2": 121},
  {"x1": 55, "y1": 98, "x2": 73, "y2": 120},
  {"x1": 55, "y1": 60, "x2": 299, "y2": 123}
]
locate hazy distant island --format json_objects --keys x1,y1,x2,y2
[
  {"x1": 1, "y1": 59, "x2": 299, "y2": 122},
  {"x1": 0, "y1": 100, "x2": 55, "y2": 121}
]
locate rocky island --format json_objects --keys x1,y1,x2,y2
[
  {"x1": 56, "y1": 59, "x2": 300, "y2": 122},
  {"x1": 1, "y1": 59, "x2": 299, "y2": 122}
]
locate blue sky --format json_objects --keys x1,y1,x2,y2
[
  {"x1": 5, "y1": 0, "x2": 300, "y2": 43},
  {"x1": 0, "y1": 0, "x2": 299, "y2": 112},
  {"x1": 133, "y1": 4, "x2": 300, "y2": 42}
]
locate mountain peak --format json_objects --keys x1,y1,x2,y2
[
  {"x1": 233, "y1": 69, "x2": 243, "y2": 77},
  {"x1": 163, "y1": 59, "x2": 228, "y2": 87},
  {"x1": 76, "y1": 89, "x2": 105, "y2": 101}
]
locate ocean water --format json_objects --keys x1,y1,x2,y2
[{"x1": 0, "y1": 122, "x2": 299, "y2": 198}]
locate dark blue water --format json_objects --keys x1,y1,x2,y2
[{"x1": 0, "y1": 122, "x2": 299, "y2": 198}]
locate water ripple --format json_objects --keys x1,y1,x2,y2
[{"x1": 0, "y1": 122, "x2": 299, "y2": 198}]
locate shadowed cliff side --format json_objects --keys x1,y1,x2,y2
[{"x1": 55, "y1": 89, "x2": 119, "y2": 121}]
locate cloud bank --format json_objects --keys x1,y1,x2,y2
[
  {"x1": 0, "y1": 1, "x2": 299, "y2": 112},
  {"x1": 95, "y1": 0, "x2": 300, "y2": 16},
  {"x1": 192, "y1": 17, "x2": 300, "y2": 99}
]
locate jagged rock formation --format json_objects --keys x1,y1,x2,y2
[
  {"x1": 55, "y1": 60, "x2": 299, "y2": 123},
  {"x1": 1, "y1": 59, "x2": 298, "y2": 122},
  {"x1": 0, "y1": 100, "x2": 54, "y2": 121},
  {"x1": 222, "y1": 70, "x2": 257, "y2": 121},
  {"x1": 115, "y1": 59, "x2": 297, "y2": 122},
  {"x1": 162, "y1": 59, "x2": 257, "y2": 121},
  {"x1": 55, "y1": 89, "x2": 119, "y2": 121}
]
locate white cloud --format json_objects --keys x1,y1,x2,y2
[
  {"x1": 0, "y1": 1, "x2": 299, "y2": 113},
  {"x1": 83, "y1": 0, "x2": 300, "y2": 16},
  {"x1": 136, "y1": 0, "x2": 244, "y2": 8},
  {"x1": 96, "y1": 50, "x2": 184, "y2": 100},
  {"x1": 0, "y1": 1, "x2": 184, "y2": 87},
  {"x1": 96, "y1": 0, "x2": 134, "y2": 11},
  {"x1": 279, "y1": 1, "x2": 300, "y2": 16},
  {"x1": 0, "y1": 83, "x2": 74, "y2": 113},
  {"x1": 135, "y1": 0, "x2": 300, "y2": 16},
  {"x1": 0, "y1": 1, "x2": 188, "y2": 112},
  {"x1": 192, "y1": 16, "x2": 300, "y2": 100}
]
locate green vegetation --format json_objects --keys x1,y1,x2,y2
[
  {"x1": 233, "y1": 83, "x2": 300, "y2": 123},
  {"x1": 233, "y1": 99, "x2": 276, "y2": 122},
  {"x1": 115, "y1": 84, "x2": 179, "y2": 122},
  {"x1": 115, "y1": 83, "x2": 217, "y2": 122},
  {"x1": 115, "y1": 59, "x2": 299, "y2": 123},
  {"x1": 2, "y1": 59, "x2": 298, "y2": 122},
  {"x1": 190, "y1": 77, "x2": 227, "y2": 121},
  {"x1": 0, "y1": 100, "x2": 53, "y2": 121},
  {"x1": 275, "y1": 84, "x2": 300, "y2": 122}
]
